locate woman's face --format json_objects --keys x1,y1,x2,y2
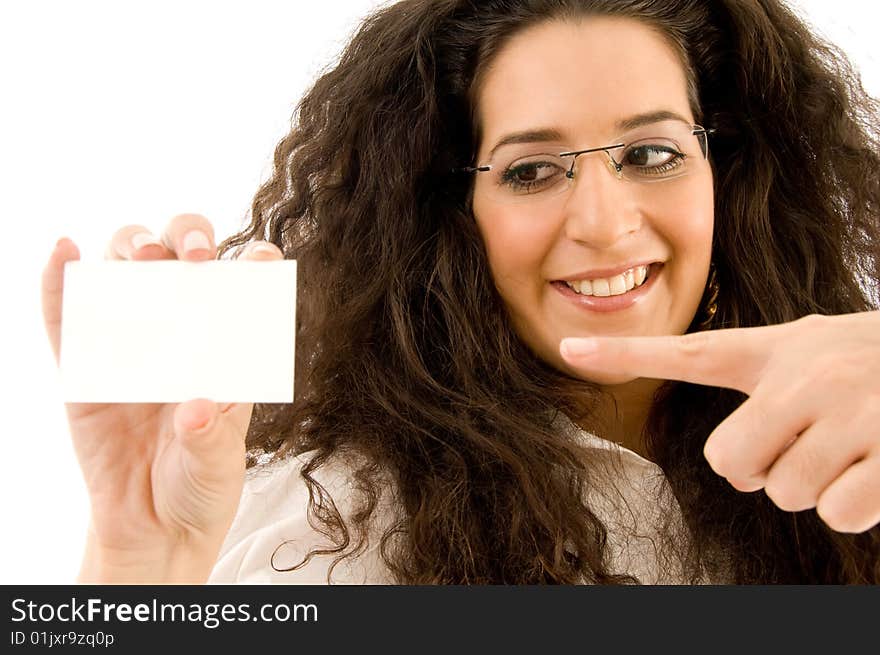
[{"x1": 472, "y1": 17, "x2": 715, "y2": 386}]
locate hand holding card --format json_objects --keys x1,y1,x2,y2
[{"x1": 40, "y1": 215, "x2": 292, "y2": 583}]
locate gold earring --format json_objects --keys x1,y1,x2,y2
[{"x1": 697, "y1": 262, "x2": 719, "y2": 331}]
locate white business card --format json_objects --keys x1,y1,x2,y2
[{"x1": 59, "y1": 259, "x2": 297, "y2": 403}]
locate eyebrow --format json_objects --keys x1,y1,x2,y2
[{"x1": 486, "y1": 110, "x2": 692, "y2": 160}]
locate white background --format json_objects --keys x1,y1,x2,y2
[{"x1": 1, "y1": 0, "x2": 877, "y2": 583}]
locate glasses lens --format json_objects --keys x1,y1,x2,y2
[
  {"x1": 475, "y1": 122, "x2": 710, "y2": 205},
  {"x1": 616, "y1": 136, "x2": 689, "y2": 183},
  {"x1": 494, "y1": 152, "x2": 571, "y2": 198}
]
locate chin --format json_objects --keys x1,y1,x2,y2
[
  {"x1": 559, "y1": 362, "x2": 638, "y2": 387},
  {"x1": 584, "y1": 371, "x2": 641, "y2": 387}
]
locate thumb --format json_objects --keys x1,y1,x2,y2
[
  {"x1": 174, "y1": 398, "x2": 224, "y2": 453},
  {"x1": 42, "y1": 237, "x2": 81, "y2": 366}
]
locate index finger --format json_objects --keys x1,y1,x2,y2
[
  {"x1": 159, "y1": 213, "x2": 217, "y2": 261},
  {"x1": 559, "y1": 323, "x2": 789, "y2": 394}
]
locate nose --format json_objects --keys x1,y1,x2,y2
[{"x1": 560, "y1": 153, "x2": 642, "y2": 248}]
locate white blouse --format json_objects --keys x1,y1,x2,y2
[{"x1": 209, "y1": 421, "x2": 699, "y2": 584}]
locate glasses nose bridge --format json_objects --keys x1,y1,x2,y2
[
  {"x1": 558, "y1": 148, "x2": 631, "y2": 217},
  {"x1": 563, "y1": 146, "x2": 624, "y2": 184}
]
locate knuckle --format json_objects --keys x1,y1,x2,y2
[
  {"x1": 677, "y1": 331, "x2": 739, "y2": 385},
  {"x1": 816, "y1": 498, "x2": 863, "y2": 533},
  {"x1": 815, "y1": 470, "x2": 878, "y2": 533},
  {"x1": 795, "y1": 313, "x2": 828, "y2": 332},
  {"x1": 702, "y1": 435, "x2": 724, "y2": 471},
  {"x1": 704, "y1": 428, "x2": 742, "y2": 474},
  {"x1": 705, "y1": 442, "x2": 735, "y2": 478},
  {"x1": 706, "y1": 418, "x2": 760, "y2": 477},
  {"x1": 726, "y1": 476, "x2": 764, "y2": 493},
  {"x1": 677, "y1": 331, "x2": 711, "y2": 355},
  {"x1": 764, "y1": 473, "x2": 815, "y2": 512},
  {"x1": 763, "y1": 433, "x2": 824, "y2": 512}
]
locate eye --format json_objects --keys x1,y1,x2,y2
[
  {"x1": 506, "y1": 162, "x2": 558, "y2": 183},
  {"x1": 623, "y1": 143, "x2": 680, "y2": 168},
  {"x1": 500, "y1": 157, "x2": 566, "y2": 191}
]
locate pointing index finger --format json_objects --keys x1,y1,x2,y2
[{"x1": 560, "y1": 324, "x2": 785, "y2": 394}]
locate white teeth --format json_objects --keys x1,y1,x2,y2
[
  {"x1": 592, "y1": 278, "x2": 611, "y2": 296},
  {"x1": 564, "y1": 264, "x2": 650, "y2": 297},
  {"x1": 608, "y1": 274, "x2": 627, "y2": 295},
  {"x1": 635, "y1": 265, "x2": 647, "y2": 286}
]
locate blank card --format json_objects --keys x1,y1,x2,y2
[{"x1": 59, "y1": 259, "x2": 297, "y2": 403}]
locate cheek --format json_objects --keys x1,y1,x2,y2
[
  {"x1": 472, "y1": 200, "x2": 558, "y2": 286},
  {"x1": 655, "y1": 185, "x2": 715, "y2": 319},
  {"x1": 648, "y1": 179, "x2": 714, "y2": 261},
  {"x1": 671, "y1": 203, "x2": 714, "y2": 253}
]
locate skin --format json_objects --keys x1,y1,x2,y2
[
  {"x1": 42, "y1": 214, "x2": 284, "y2": 582},
  {"x1": 471, "y1": 17, "x2": 715, "y2": 455}
]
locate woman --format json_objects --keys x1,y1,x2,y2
[{"x1": 42, "y1": 0, "x2": 880, "y2": 584}]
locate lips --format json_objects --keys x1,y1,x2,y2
[{"x1": 551, "y1": 262, "x2": 664, "y2": 313}]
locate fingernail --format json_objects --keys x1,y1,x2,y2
[
  {"x1": 190, "y1": 413, "x2": 216, "y2": 434},
  {"x1": 249, "y1": 243, "x2": 278, "y2": 256},
  {"x1": 560, "y1": 338, "x2": 599, "y2": 358},
  {"x1": 183, "y1": 229, "x2": 211, "y2": 254},
  {"x1": 132, "y1": 232, "x2": 163, "y2": 251}
]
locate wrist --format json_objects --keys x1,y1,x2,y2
[{"x1": 78, "y1": 527, "x2": 222, "y2": 584}]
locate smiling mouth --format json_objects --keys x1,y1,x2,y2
[{"x1": 556, "y1": 263, "x2": 660, "y2": 297}]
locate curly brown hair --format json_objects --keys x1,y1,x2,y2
[{"x1": 216, "y1": 0, "x2": 880, "y2": 583}]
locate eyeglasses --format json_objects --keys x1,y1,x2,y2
[{"x1": 460, "y1": 121, "x2": 715, "y2": 206}]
